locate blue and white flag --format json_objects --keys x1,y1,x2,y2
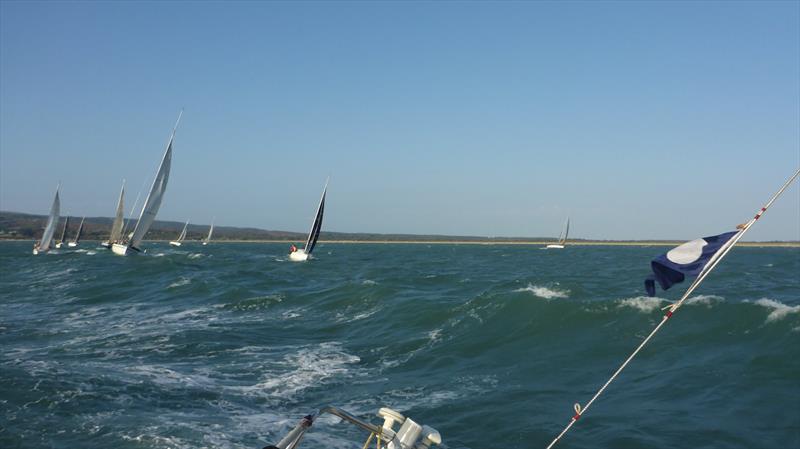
[{"x1": 645, "y1": 231, "x2": 738, "y2": 297}]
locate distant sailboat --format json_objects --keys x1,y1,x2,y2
[
  {"x1": 55, "y1": 216, "x2": 70, "y2": 249},
  {"x1": 33, "y1": 185, "x2": 60, "y2": 255},
  {"x1": 112, "y1": 111, "x2": 181, "y2": 256},
  {"x1": 102, "y1": 181, "x2": 126, "y2": 248},
  {"x1": 545, "y1": 217, "x2": 570, "y2": 249},
  {"x1": 202, "y1": 217, "x2": 214, "y2": 246},
  {"x1": 289, "y1": 179, "x2": 328, "y2": 262},
  {"x1": 169, "y1": 221, "x2": 189, "y2": 247},
  {"x1": 67, "y1": 217, "x2": 85, "y2": 247}
]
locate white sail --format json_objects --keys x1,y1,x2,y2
[
  {"x1": 204, "y1": 218, "x2": 214, "y2": 243},
  {"x1": 72, "y1": 217, "x2": 85, "y2": 244},
  {"x1": 108, "y1": 181, "x2": 126, "y2": 243},
  {"x1": 58, "y1": 216, "x2": 71, "y2": 245},
  {"x1": 560, "y1": 218, "x2": 570, "y2": 245},
  {"x1": 545, "y1": 217, "x2": 569, "y2": 249},
  {"x1": 127, "y1": 112, "x2": 181, "y2": 250},
  {"x1": 39, "y1": 186, "x2": 61, "y2": 250},
  {"x1": 303, "y1": 179, "x2": 328, "y2": 255},
  {"x1": 177, "y1": 221, "x2": 188, "y2": 242}
]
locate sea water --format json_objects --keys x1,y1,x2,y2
[{"x1": 1, "y1": 242, "x2": 798, "y2": 449}]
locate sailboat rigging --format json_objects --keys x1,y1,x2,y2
[
  {"x1": 102, "y1": 181, "x2": 126, "y2": 248},
  {"x1": 112, "y1": 111, "x2": 181, "y2": 256},
  {"x1": 169, "y1": 221, "x2": 189, "y2": 247},
  {"x1": 68, "y1": 217, "x2": 85, "y2": 247},
  {"x1": 33, "y1": 185, "x2": 60, "y2": 255},
  {"x1": 545, "y1": 218, "x2": 570, "y2": 249},
  {"x1": 55, "y1": 216, "x2": 70, "y2": 249},
  {"x1": 289, "y1": 178, "x2": 328, "y2": 262},
  {"x1": 202, "y1": 217, "x2": 214, "y2": 246}
]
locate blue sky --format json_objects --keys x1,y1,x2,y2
[{"x1": 1, "y1": 1, "x2": 798, "y2": 240}]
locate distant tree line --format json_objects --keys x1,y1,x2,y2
[{"x1": 0, "y1": 210, "x2": 553, "y2": 242}]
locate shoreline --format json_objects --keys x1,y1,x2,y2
[{"x1": 1, "y1": 239, "x2": 798, "y2": 248}]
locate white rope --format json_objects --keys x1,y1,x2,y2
[{"x1": 545, "y1": 167, "x2": 800, "y2": 449}]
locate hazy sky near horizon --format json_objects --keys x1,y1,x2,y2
[{"x1": 1, "y1": 1, "x2": 798, "y2": 241}]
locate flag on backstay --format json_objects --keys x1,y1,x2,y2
[{"x1": 645, "y1": 231, "x2": 738, "y2": 296}]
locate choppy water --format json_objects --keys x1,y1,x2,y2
[{"x1": 1, "y1": 242, "x2": 798, "y2": 449}]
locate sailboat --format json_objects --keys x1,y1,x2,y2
[
  {"x1": 289, "y1": 179, "x2": 328, "y2": 262},
  {"x1": 112, "y1": 111, "x2": 181, "y2": 256},
  {"x1": 102, "y1": 181, "x2": 126, "y2": 248},
  {"x1": 169, "y1": 221, "x2": 189, "y2": 247},
  {"x1": 545, "y1": 217, "x2": 570, "y2": 249},
  {"x1": 67, "y1": 217, "x2": 85, "y2": 247},
  {"x1": 33, "y1": 185, "x2": 61, "y2": 255},
  {"x1": 202, "y1": 217, "x2": 214, "y2": 246},
  {"x1": 54, "y1": 216, "x2": 70, "y2": 249}
]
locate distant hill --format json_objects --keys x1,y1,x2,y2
[
  {"x1": 2, "y1": 211, "x2": 796, "y2": 245},
  {"x1": 0, "y1": 210, "x2": 549, "y2": 243}
]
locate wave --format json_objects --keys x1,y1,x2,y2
[
  {"x1": 616, "y1": 294, "x2": 724, "y2": 313},
  {"x1": 513, "y1": 283, "x2": 569, "y2": 299},
  {"x1": 685, "y1": 294, "x2": 724, "y2": 306},
  {"x1": 617, "y1": 296, "x2": 665, "y2": 313},
  {"x1": 751, "y1": 298, "x2": 800, "y2": 322},
  {"x1": 225, "y1": 294, "x2": 284, "y2": 311},
  {"x1": 239, "y1": 342, "x2": 361, "y2": 401},
  {"x1": 167, "y1": 277, "x2": 191, "y2": 289}
]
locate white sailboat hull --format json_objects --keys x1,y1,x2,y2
[
  {"x1": 289, "y1": 249, "x2": 309, "y2": 262},
  {"x1": 55, "y1": 242, "x2": 63, "y2": 249},
  {"x1": 202, "y1": 242, "x2": 208, "y2": 246},
  {"x1": 546, "y1": 244, "x2": 565, "y2": 249},
  {"x1": 169, "y1": 241, "x2": 182, "y2": 247},
  {"x1": 67, "y1": 242, "x2": 78, "y2": 248},
  {"x1": 32, "y1": 247, "x2": 40, "y2": 255},
  {"x1": 111, "y1": 243, "x2": 137, "y2": 256}
]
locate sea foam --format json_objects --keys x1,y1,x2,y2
[
  {"x1": 617, "y1": 296, "x2": 665, "y2": 313},
  {"x1": 246, "y1": 342, "x2": 360, "y2": 400},
  {"x1": 752, "y1": 298, "x2": 800, "y2": 322},
  {"x1": 514, "y1": 283, "x2": 569, "y2": 299}
]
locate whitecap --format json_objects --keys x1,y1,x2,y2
[
  {"x1": 167, "y1": 277, "x2": 191, "y2": 288},
  {"x1": 126, "y1": 365, "x2": 214, "y2": 388},
  {"x1": 685, "y1": 294, "x2": 724, "y2": 306},
  {"x1": 187, "y1": 253, "x2": 203, "y2": 259},
  {"x1": 617, "y1": 296, "x2": 666, "y2": 313},
  {"x1": 282, "y1": 310, "x2": 301, "y2": 319},
  {"x1": 752, "y1": 298, "x2": 800, "y2": 322},
  {"x1": 241, "y1": 342, "x2": 360, "y2": 400},
  {"x1": 427, "y1": 328, "x2": 443, "y2": 344},
  {"x1": 513, "y1": 283, "x2": 569, "y2": 299},
  {"x1": 361, "y1": 279, "x2": 378, "y2": 285}
]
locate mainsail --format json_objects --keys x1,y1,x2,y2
[
  {"x1": 73, "y1": 217, "x2": 85, "y2": 244},
  {"x1": 128, "y1": 112, "x2": 180, "y2": 249},
  {"x1": 204, "y1": 218, "x2": 215, "y2": 243},
  {"x1": 59, "y1": 216, "x2": 70, "y2": 244},
  {"x1": 177, "y1": 221, "x2": 188, "y2": 242},
  {"x1": 109, "y1": 181, "x2": 126, "y2": 243},
  {"x1": 559, "y1": 218, "x2": 570, "y2": 245},
  {"x1": 40, "y1": 187, "x2": 61, "y2": 250},
  {"x1": 304, "y1": 180, "x2": 328, "y2": 255}
]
